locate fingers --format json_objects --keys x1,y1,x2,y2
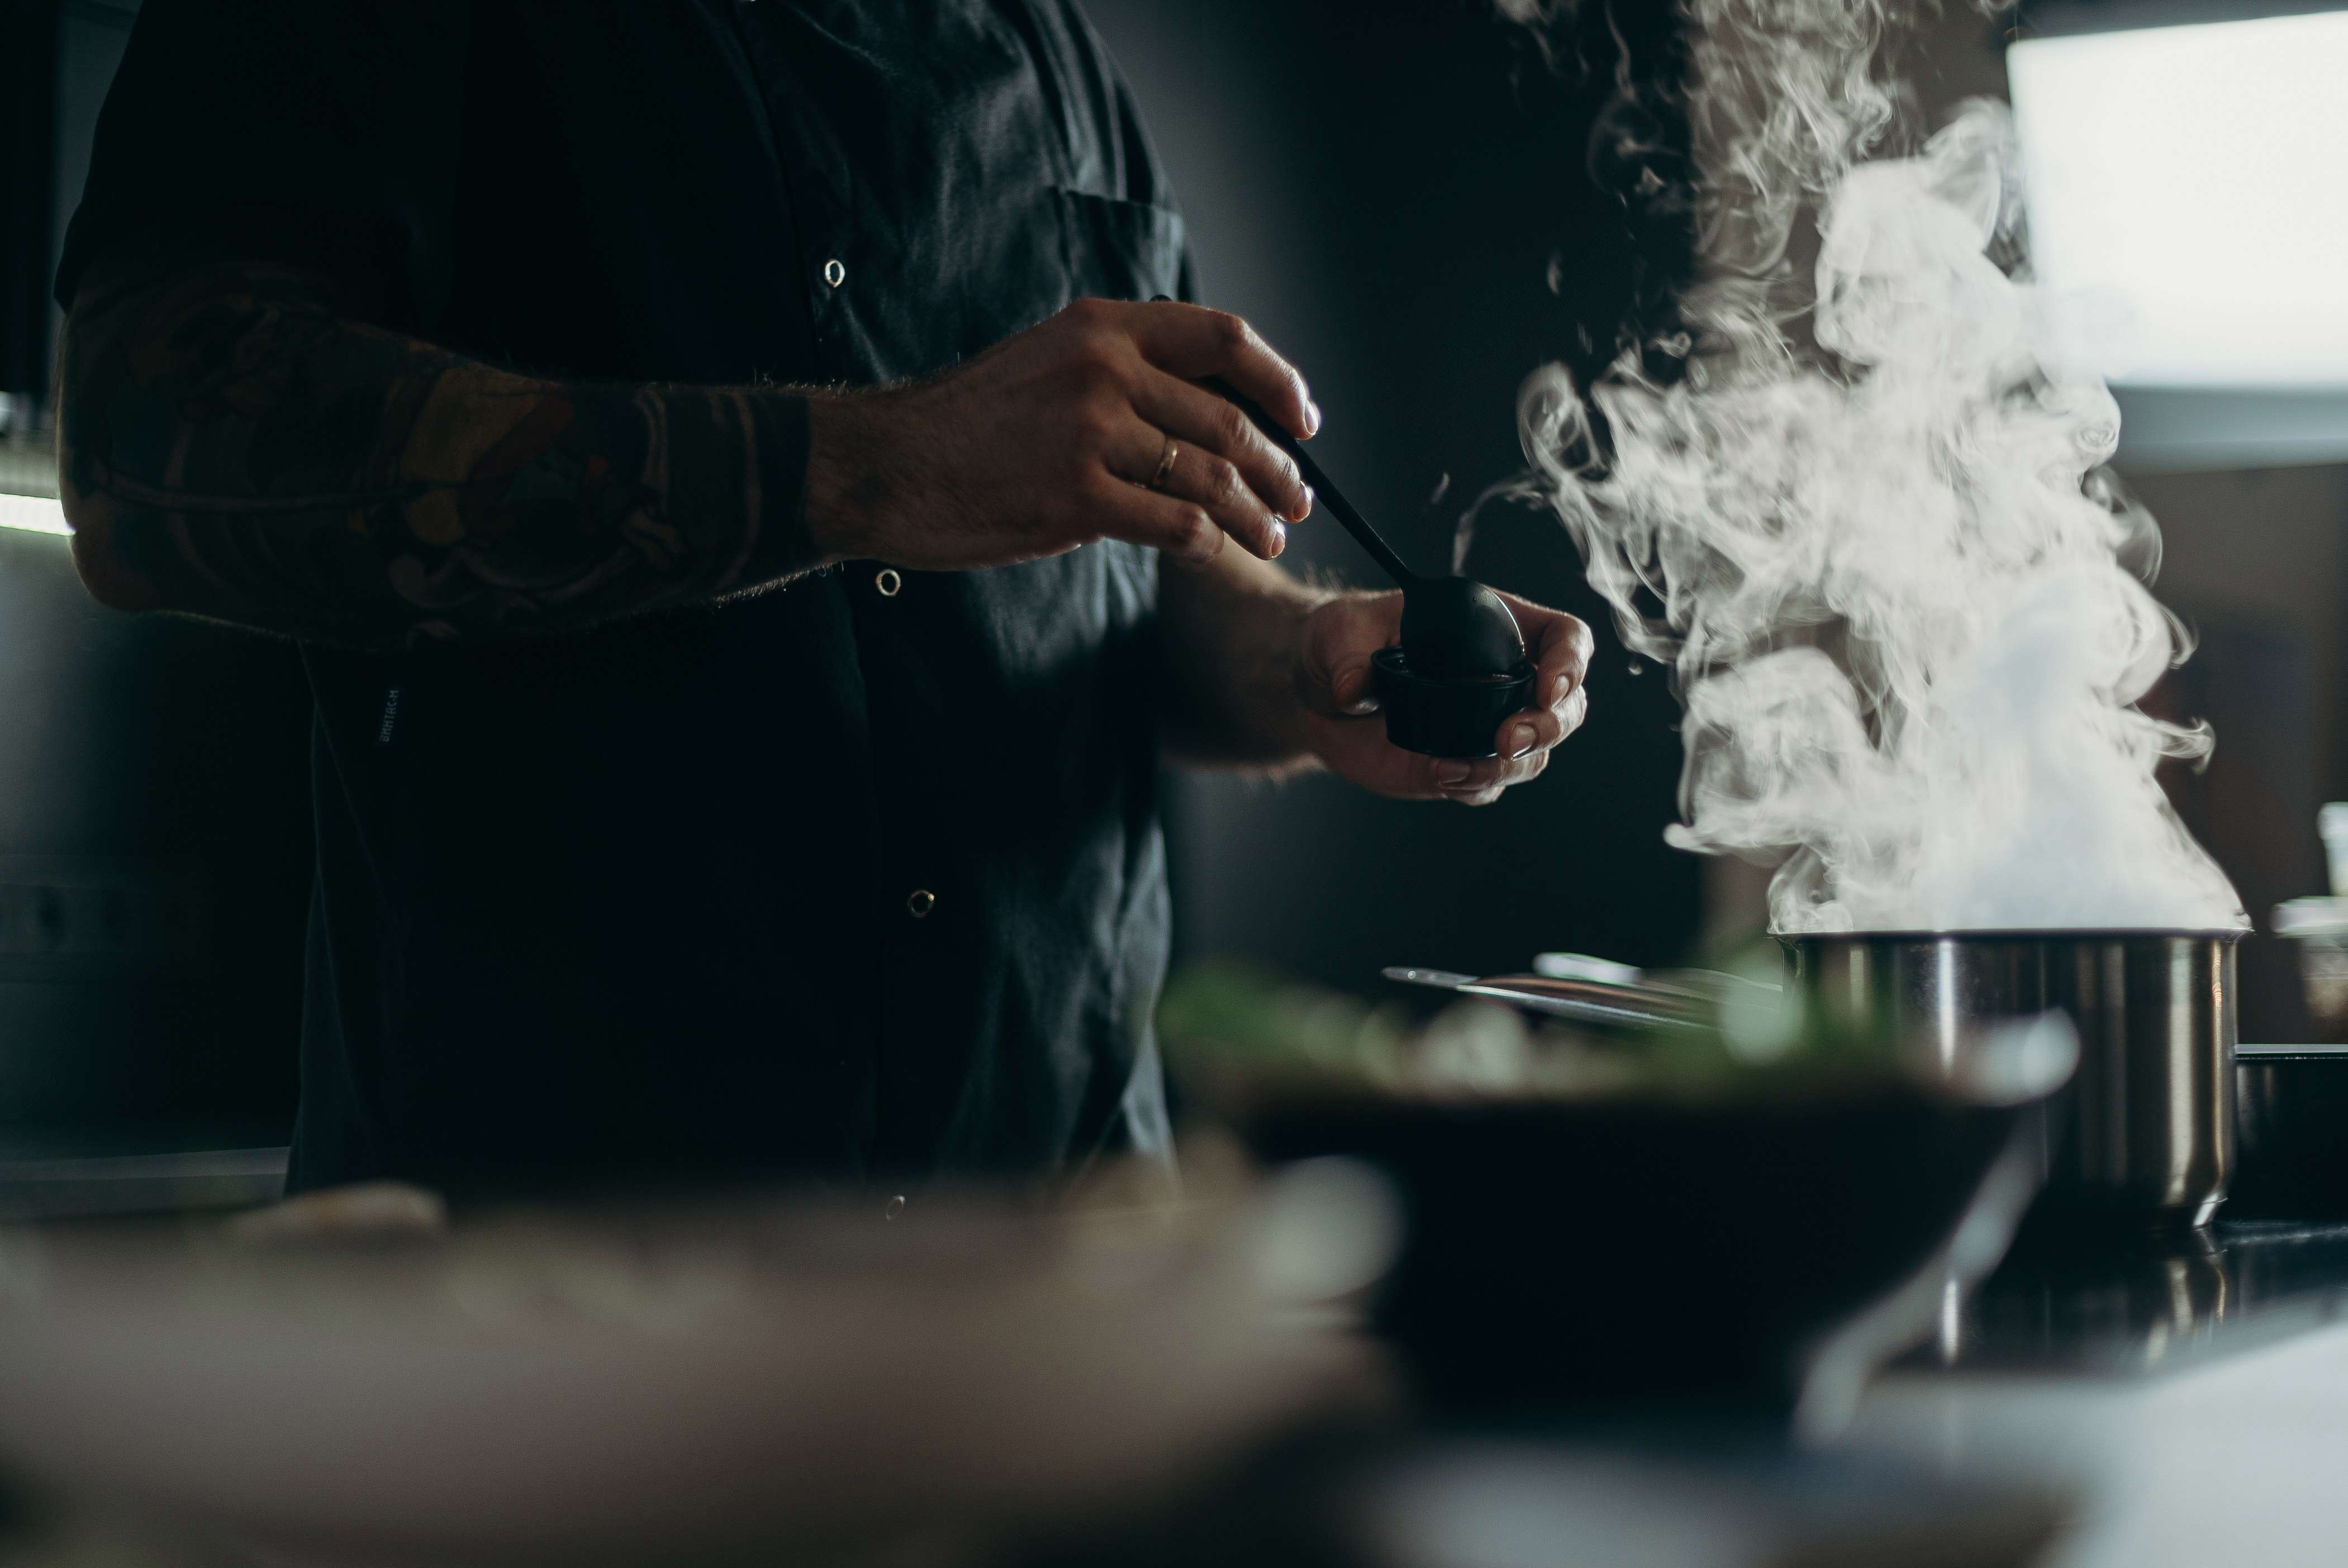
[
  {"x1": 1115, "y1": 420, "x2": 1287, "y2": 561},
  {"x1": 1124, "y1": 301, "x2": 1317, "y2": 441},
  {"x1": 1300, "y1": 587, "x2": 1595, "y2": 806},
  {"x1": 1297, "y1": 592, "x2": 1403, "y2": 718},
  {"x1": 1130, "y1": 365, "x2": 1313, "y2": 524},
  {"x1": 1503, "y1": 590, "x2": 1596, "y2": 710},
  {"x1": 1310, "y1": 711, "x2": 1553, "y2": 804},
  {"x1": 1422, "y1": 678, "x2": 1590, "y2": 802},
  {"x1": 1087, "y1": 473, "x2": 1225, "y2": 564},
  {"x1": 1492, "y1": 679, "x2": 1593, "y2": 760},
  {"x1": 1445, "y1": 599, "x2": 1595, "y2": 802},
  {"x1": 1425, "y1": 745, "x2": 1552, "y2": 806}
]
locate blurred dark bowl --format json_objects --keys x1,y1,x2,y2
[
  {"x1": 2231, "y1": 1045, "x2": 2348, "y2": 1219},
  {"x1": 1234, "y1": 1082, "x2": 2042, "y2": 1421}
]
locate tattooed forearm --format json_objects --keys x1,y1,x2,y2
[{"x1": 57, "y1": 259, "x2": 818, "y2": 647}]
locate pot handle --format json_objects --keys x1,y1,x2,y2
[{"x1": 1382, "y1": 966, "x2": 1718, "y2": 1032}]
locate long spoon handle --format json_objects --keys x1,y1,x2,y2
[{"x1": 1201, "y1": 378, "x2": 1425, "y2": 589}]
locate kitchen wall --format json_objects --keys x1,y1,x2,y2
[
  {"x1": 0, "y1": 529, "x2": 312, "y2": 1143},
  {"x1": 0, "y1": 0, "x2": 59, "y2": 406},
  {"x1": 2130, "y1": 465, "x2": 2348, "y2": 1037},
  {"x1": 2, "y1": 0, "x2": 314, "y2": 1147}
]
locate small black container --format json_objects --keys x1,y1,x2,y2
[
  {"x1": 2231, "y1": 1044, "x2": 2348, "y2": 1218},
  {"x1": 1372, "y1": 647, "x2": 1536, "y2": 760}
]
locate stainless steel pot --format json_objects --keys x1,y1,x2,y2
[
  {"x1": 1392, "y1": 928, "x2": 2242, "y2": 1230},
  {"x1": 1785, "y1": 932, "x2": 2240, "y2": 1231}
]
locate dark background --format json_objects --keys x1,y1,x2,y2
[
  {"x1": 1, "y1": 0, "x2": 313, "y2": 1149},
  {"x1": 0, "y1": 0, "x2": 2339, "y2": 1147}
]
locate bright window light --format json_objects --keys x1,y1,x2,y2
[
  {"x1": 0, "y1": 493, "x2": 72, "y2": 536},
  {"x1": 2009, "y1": 9, "x2": 2348, "y2": 387}
]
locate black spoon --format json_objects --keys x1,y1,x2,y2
[
  {"x1": 1195, "y1": 379, "x2": 1534, "y2": 757},
  {"x1": 1202, "y1": 380, "x2": 1525, "y2": 678}
]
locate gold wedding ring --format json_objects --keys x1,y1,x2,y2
[{"x1": 1149, "y1": 436, "x2": 1180, "y2": 491}]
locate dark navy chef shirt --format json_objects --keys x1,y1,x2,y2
[{"x1": 58, "y1": 0, "x2": 1187, "y2": 1202}]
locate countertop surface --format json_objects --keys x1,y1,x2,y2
[
  {"x1": 1856, "y1": 1221, "x2": 2348, "y2": 1565},
  {"x1": 0, "y1": 1125, "x2": 288, "y2": 1222},
  {"x1": 5, "y1": 1169, "x2": 2347, "y2": 1567},
  {"x1": 1928, "y1": 1218, "x2": 2348, "y2": 1375},
  {"x1": 1853, "y1": 1233, "x2": 2348, "y2": 1568},
  {"x1": 1027, "y1": 1221, "x2": 2348, "y2": 1568}
]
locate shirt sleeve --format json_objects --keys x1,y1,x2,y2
[{"x1": 54, "y1": 0, "x2": 468, "y2": 328}]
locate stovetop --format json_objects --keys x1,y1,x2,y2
[{"x1": 1912, "y1": 1218, "x2": 2348, "y2": 1374}]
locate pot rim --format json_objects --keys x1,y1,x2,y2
[{"x1": 1769, "y1": 927, "x2": 2249, "y2": 944}]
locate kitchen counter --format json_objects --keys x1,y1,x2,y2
[
  {"x1": 6, "y1": 1196, "x2": 2348, "y2": 1567},
  {"x1": 0, "y1": 1127, "x2": 287, "y2": 1222},
  {"x1": 1020, "y1": 1222, "x2": 2348, "y2": 1568},
  {"x1": 1853, "y1": 1247, "x2": 2348, "y2": 1567},
  {"x1": 1930, "y1": 1218, "x2": 2348, "y2": 1374}
]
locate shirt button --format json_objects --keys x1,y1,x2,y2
[
  {"x1": 874, "y1": 567, "x2": 902, "y2": 597},
  {"x1": 906, "y1": 888, "x2": 935, "y2": 919},
  {"x1": 823, "y1": 258, "x2": 847, "y2": 289},
  {"x1": 883, "y1": 1194, "x2": 906, "y2": 1221}
]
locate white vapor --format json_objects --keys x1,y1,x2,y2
[{"x1": 1504, "y1": 3, "x2": 2244, "y2": 933}]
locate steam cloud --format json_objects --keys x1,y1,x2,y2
[{"x1": 1501, "y1": 1, "x2": 2246, "y2": 933}]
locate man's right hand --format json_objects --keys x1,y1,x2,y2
[{"x1": 803, "y1": 298, "x2": 1319, "y2": 571}]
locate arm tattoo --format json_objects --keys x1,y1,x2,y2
[{"x1": 57, "y1": 260, "x2": 817, "y2": 647}]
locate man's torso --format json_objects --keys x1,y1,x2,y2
[{"x1": 66, "y1": 0, "x2": 1190, "y2": 1200}]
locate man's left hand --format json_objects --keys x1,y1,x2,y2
[{"x1": 1295, "y1": 589, "x2": 1594, "y2": 804}]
